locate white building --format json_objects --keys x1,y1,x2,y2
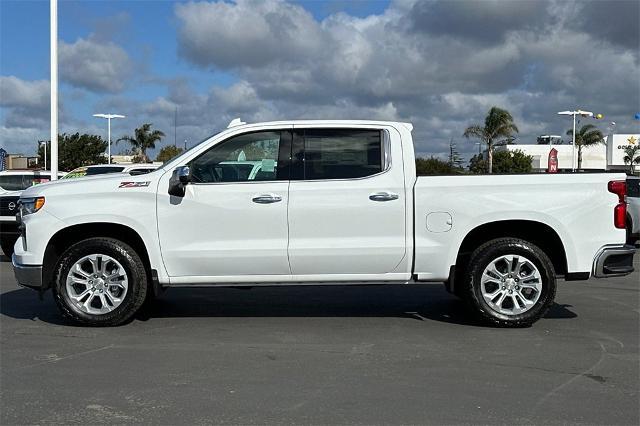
[{"x1": 495, "y1": 134, "x2": 639, "y2": 173}]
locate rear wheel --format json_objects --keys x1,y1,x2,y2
[
  {"x1": 53, "y1": 238, "x2": 148, "y2": 326},
  {"x1": 463, "y1": 238, "x2": 556, "y2": 327}
]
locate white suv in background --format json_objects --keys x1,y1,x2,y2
[
  {"x1": 0, "y1": 170, "x2": 66, "y2": 194},
  {"x1": 0, "y1": 170, "x2": 65, "y2": 256}
]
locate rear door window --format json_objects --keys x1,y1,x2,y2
[{"x1": 294, "y1": 129, "x2": 383, "y2": 180}]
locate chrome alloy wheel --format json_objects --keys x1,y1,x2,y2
[
  {"x1": 65, "y1": 254, "x2": 129, "y2": 315},
  {"x1": 480, "y1": 254, "x2": 542, "y2": 316}
]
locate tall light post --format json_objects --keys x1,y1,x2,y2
[
  {"x1": 558, "y1": 109, "x2": 593, "y2": 172},
  {"x1": 93, "y1": 114, "x2": 125, "y2": 164},
  {"x1": 50, "y1": 0, "x2": 58, "y2": 179}
]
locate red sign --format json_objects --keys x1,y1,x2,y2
[{"x1": 548, "y1": 148, "x2": 558, "y2": 173}]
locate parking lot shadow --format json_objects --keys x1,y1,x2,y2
[{"x1": 1, "y1": 284, "x2": 577, "y2": 327}]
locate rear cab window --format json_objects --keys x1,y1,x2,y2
[{"x1": 292, "y1": 129, "x2": 384, "y2": 180}]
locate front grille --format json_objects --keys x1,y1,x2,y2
[{"x1": 0, "y1": 196, "x2": 20, "y2": 217}]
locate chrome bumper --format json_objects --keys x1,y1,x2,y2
[
  {"x1": 593, "y1": 245, "x2": 636, "y2": 278},
  {"x1": 12, "y1": 254, "x2": 43, "y2": 290}
]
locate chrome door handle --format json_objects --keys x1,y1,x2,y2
[
  {"x1": 369, "y1": 192, "x2": 399, "y2": 202},
  {"x1": 252, "y1": 194, "x2": 282, "y2": 204}
]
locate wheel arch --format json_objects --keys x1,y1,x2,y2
[
  {"x1": 42, "y1": 222, "x2": 153, "y2": 289},
  {"x1": 455, "y1": 220, "x2": 568, "y2": 277}
]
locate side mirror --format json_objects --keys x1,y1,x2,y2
[{"x1": 168, "y1": 166, "x2": 190, "y2": 197}]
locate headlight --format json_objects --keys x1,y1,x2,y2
[{"x1": 19, "y1": 197, "x2": 45, "y2": 216}]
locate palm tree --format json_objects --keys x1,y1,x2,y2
[
  {"x1": 623, "y1": 145, "x2": 640, "y2": 174},
  {"x1": 566, "y1": 124, "x2": 604, "y2": 171},
  {"x1": 117, "y1": 123, "x2": 165, "y2": 163},
  {"x1": 463, "y1": 107, "x2": 519, "y2": 173}
]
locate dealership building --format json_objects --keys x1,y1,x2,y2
[{"x1": 495, "y1": 133, "x2": 640, "y2": 173}]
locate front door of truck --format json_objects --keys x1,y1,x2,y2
[
  {"x1": 287, "y1": 127, "x2": 407, "y2": 277},
  {"x1": 157, "y1": 129, "x2": 292, "y2": 280}
]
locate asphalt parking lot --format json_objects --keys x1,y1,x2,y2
[{"x1": 1, "y1": 253, "x2": 638, "y2": 425}]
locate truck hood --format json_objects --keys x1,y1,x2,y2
[{"x1": 20, "y1": 169, "x2": 164, "y2": 198}]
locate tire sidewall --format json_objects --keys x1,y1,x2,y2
[
  {"x1": 53, "y1": 238, "x2": 146, "y2": 325},
  {"x1": 468, "y1": 239, "x2": 556, "y2": 325}
]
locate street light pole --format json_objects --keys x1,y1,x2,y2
[
  {"x1": 50, "y1": 0, "x2": 58, "y2": 180},
  {"x1": 93, "y1": 114, "x2": 125, "y2": 164},
  {"x1": 558, "y1": 109, "x2": 593, "y2": 172}
]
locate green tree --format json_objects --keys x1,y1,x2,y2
[
  {"x1": 463, "y1": 106, "x2": 519, "y2": 174},
  {"x1": 37, "y1": 133, "x2": 108, "y2": 171},
  {"x1": 623, "y1": 144, "x2": 640, "y2": 175},
  {"x1": 416, "y1": 157, "x2": 460, "y2": 175},
  {"x1": 469, "y1": 149, "x2": 532, "y2": 174},
  {"x1": 156, "y1": 145, "x2": 184, "y2": 163},
  {"x1": 566, "y1": 124, "x2": 604, "y2": 171},
  {"x1": 117, "y1": 123, "x2": 165, "y2": 163}
]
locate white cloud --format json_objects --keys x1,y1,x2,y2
[
  {"x1": 59, "y1": 37, "x2": 133, "y2": 93},
  {"x1": 0, "y1": 76, "x2": 49, "y2": 109}
]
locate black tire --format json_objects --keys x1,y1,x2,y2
[
  {"x1": 53, "y1": 238, "x2": 148, "y2": 326},
  {"x1": 462, "y1": 238, "x2": 556, "y2": 327},
  {"x1": 1, "y1": 236, "x2": 16, "y2": 257}
]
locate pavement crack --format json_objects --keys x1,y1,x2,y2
[{"x1": 16, "y1": 344, "x2": 115, "y2": 370}]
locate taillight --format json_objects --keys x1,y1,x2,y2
[
  {"x1": 613, "y1": 204, "x2": 626, "y2": 229},
  {"x1": 608, "y1": 180, "x2": 627, "y2": 229},
  {"x1": 608, "y1": 180, "x2": 626, "y2": 198}
]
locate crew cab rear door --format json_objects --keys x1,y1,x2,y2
[
  {"x1": 287, "y1": 126, "x2": 407, "y2": 277},
  {"x1": 156, "y1": 128, "x2": 292, "y2": 280}
]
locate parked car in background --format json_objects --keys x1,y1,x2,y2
[
  {"x1": 63, "y1": 163, "x2": 160, "y2": 179},
  {"x1": 0, "y1": 170, "x2": 65, "y2": 193},
  {"x1": 12, "y1": 119, "x2": 635, "y2": 327},
  {"x1": 627, "y1": 176, "x2": 640, "y2": 244},
  {"x1": 0, "y1": 170, "x2": 65, "y2": 256}
]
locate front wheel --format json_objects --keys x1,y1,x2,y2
[
  {"x1": 462, "y1": 238, "x2": 556, "y2": 327},
  {"x1": 53, "y1": 238, "x2": 148, "y2": 326}
]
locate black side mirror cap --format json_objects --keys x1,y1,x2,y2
[{"x1": 168, "y1": 166, "x2": 190, "y2": 197}]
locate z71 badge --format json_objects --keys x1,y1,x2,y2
[{"x1": 118, "y1": 181, "x2": 150, "y2": 188}]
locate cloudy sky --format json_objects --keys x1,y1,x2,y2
[{"x1": 1, "y1": 0, "x2": 639, "y2": 161}]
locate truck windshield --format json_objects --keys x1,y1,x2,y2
[{"x1": 0, "y1": 174, "x2": 51, "y2": 191}]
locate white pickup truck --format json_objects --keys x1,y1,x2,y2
[{"x1": 12, "y1": 120, "x2": 635, "y2": 327}]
